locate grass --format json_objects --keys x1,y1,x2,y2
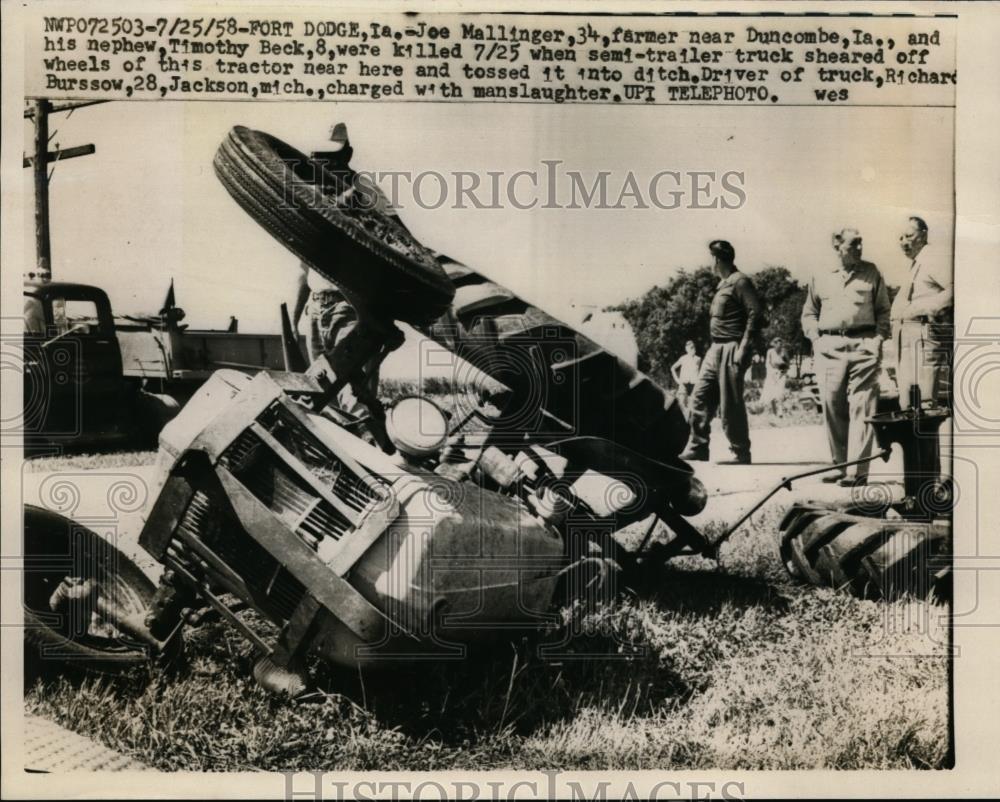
[
  {"x1": 21, "y1": 449, "x2": 159, "y2": 473},
  {"x1": 24, "y1": 501, "x2": 950, "y2": 771},
  {"x1": 22, "y1": 379, "x2": 949, "y2": 771}
]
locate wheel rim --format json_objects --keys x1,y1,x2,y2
[
  {"x1": 213, "y1": 126, "x2": 455, "y2": 326},
  {"x1": 24, "y1": 507, "x2": 154, "y2": 662}
]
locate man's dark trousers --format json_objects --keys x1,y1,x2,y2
[{"x1": 686, "y1": 340, "x2": 750, "y2": 457}]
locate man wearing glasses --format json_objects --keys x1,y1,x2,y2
[
  {"x1": 801, "y1": 228, "x2": 892, "y2": 487},
  {"x1": 893, "y1": 216, "x2": 953, "y2": 409}
]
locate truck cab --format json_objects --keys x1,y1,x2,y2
[{"x1": 23, "y1": 281, "x2": 133, "y2": 449}]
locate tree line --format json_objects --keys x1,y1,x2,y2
[
  {"x1": 615, "y1": 265, "x2": 902, "y2": 387},
  {"x1": 613, "y1": 266, "x2": 811, "y2": 386}
]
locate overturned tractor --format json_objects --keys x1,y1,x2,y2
[{"x1": 22, "y1": 126, "x2": 951, "y2": 689}]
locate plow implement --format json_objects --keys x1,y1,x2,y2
[{"x1": 776, "y1": 401, "x2": 952, "y2": 602}]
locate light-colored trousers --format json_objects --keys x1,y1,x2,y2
[
  {"x1": 895, "y1": 319, "x2": 951, "y2": 408},
  {"x1": 308, "y1": 291, "x2": 381, "y2": 418},
  {"x1": 815, "y1": 335, "x2": 881, "y2": 479}
]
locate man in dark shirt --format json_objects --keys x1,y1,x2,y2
[{"x1": 680, "y1": 240, "x2": 763, "y2": 464}]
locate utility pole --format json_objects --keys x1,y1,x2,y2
[
  {"x1": 24, "y1": 98, "x2": 105, "y2": 279},
  {"x1": 31, "y1": 99, "x2": 51, "y2": 277}
]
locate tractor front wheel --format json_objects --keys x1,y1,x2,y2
[
  {"x1": 778, "y1": 503, "x2": 950, "y2": 602},
  {"x1": 23, "y1": 505, "x2": 165, "y2": 675}
]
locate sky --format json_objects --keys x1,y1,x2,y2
[{"x1": 23, "y1": 100, "x2": 954, "y2": 341}]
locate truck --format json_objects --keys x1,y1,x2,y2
[{"x1": 22, "y1": 279, "x2": 294, "y2": 452}]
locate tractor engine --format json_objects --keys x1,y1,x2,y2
[{"x1": 139, "y1": 370, "x2": 566, "y2": 670}]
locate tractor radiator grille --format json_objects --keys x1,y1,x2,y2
[
  {"x1": 170, "y1": 488, "x2": 306, "y2": 622},
  {"x1": 257, "y1": 402, "x2": 384, "y2": 515},
  {"x1": 220, "y1": 426, "x2": 360, "y2": 546},
  {"x1": 220, "y1": 401, "x2": 386, "y2": 546},
  {"x1": 163, "y1": 397, "x2": 387, "y2": 625}
]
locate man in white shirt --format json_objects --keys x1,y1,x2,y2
[
  {"x1": 671, "y1": 340, "x2": 702, "y2": 416},
  {"x1": 800, "y1": 228, "x2": 891, "y2": 486},
  {"x1": 892, "y1": 216, "x2": 953, "y2": 408}
]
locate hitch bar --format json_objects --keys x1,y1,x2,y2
[{"x1": 702, "y1": 448, "x2": 893, "y2": 559}]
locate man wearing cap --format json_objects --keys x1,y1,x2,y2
[
  {"x1": 893, "y1": 216, "x2": 953, "y2": 408},
  {"x1": 680, "y1": 240, "x2": 763, "y2": 464},
  {"x1": 801, "y1": 228, "x2": 891, "y2": 487}
]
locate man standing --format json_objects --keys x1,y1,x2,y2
[
  {"x1": 680, "y1": 240, "x2": 763, "y2": 464},
  {"x1": 892, "y1": 216, "x2": 953, "y2": 408},
  {"x1": 801, "y1": 228, "x2": 891, "y2": 487},
  {"x1": 671, "y1": 339, "x2": 702, "y2": 418},
  {"x1": 292, "y1": 123, "x2": 384, "y2": 418},
  {"x1": 23, "y1": 266, "x2": 52, "y2": 334},
  {"x1": 761, "y1": 337, "x2": 790, "y2": 416}
]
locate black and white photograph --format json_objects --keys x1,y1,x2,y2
[{"x1": 2, "y1": 2, "x2": 999, "y2": 798}]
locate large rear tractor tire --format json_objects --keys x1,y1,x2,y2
[
  {"x1": 23, "y1": 505, "x2": 163, "y2": 675},
  {"x1": 213, "y1": 126, "x2": 454, "y2": 327},
  {"x1": 778, "y1": 503, "x2": 951, "y2": 602},
  {"x1": 426, "y1": 259, "x2": 691, "y2": 464}
]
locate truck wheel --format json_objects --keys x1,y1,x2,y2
[
  {"x1": 23, "y1": 505, "x2": 159, "y2": 674},
  {"x1": 135, "y1": 390, "x2": 180, "y2": 445},
  {"x1": 778, "y1": 503, "x2": 951, "y2": 602},
  {"x1": 213, "y1": 126, "x2": 454, "y2": 327}
]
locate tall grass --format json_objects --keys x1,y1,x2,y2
[
  {"x1": 22, "y1": 377, "x2": 947, "y2": 770},
  {"x1": 25, "y1": 505, "x2": 950, "y2": 771}
]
